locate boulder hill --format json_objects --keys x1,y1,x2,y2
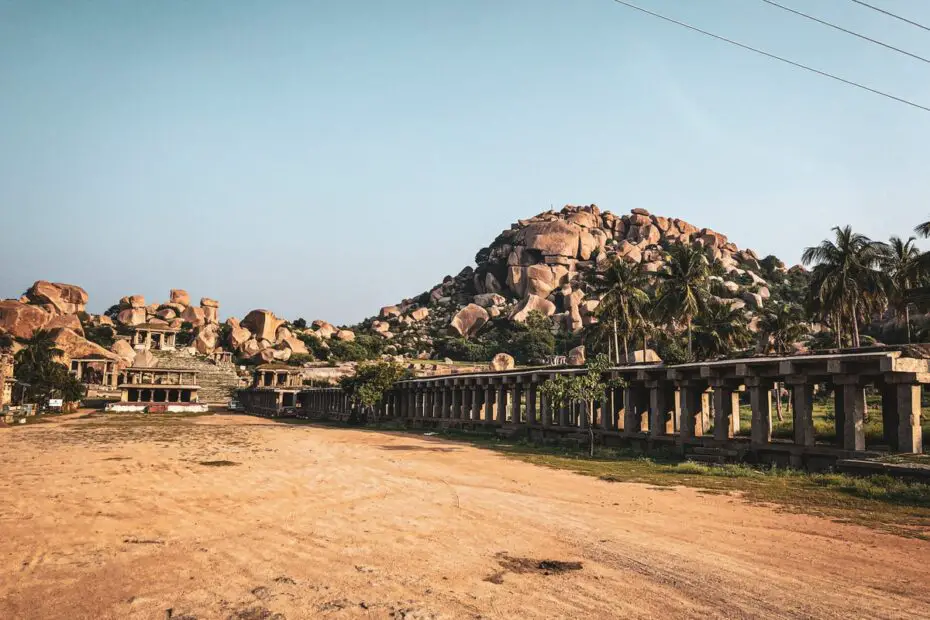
[
  {"x1": 351, "y1": 204, "x2": 802, "y2": 359},
  {"x1": 1, "y1": 205, "x2": 803, "y2": 367}
]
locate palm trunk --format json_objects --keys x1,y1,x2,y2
[
  {"x1": 623, "y1": 337, "x2": 630, "y2": 364},
  {"x1": 905, "y1": 305, "x2": 912, "y2": 344},
  {"x1": 613, "y1": 318, "x2": 620, "y2": 365},
  {"x1": 835, "y1": 313, "x2": 842, "y2": 349},
  {"x1": 688, "y1": 317, "x2": 693, "y2": 362},
  {"x1": 588, "y1": 401, "x2": 595, "y2": 457},
  {"x1": 774, "y1": 382, "x2": 784, "y2": 422},
  {"x1": 851, "y1": 309, "x2": 860, "y2": 348}
]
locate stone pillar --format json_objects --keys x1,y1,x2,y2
[
  {"x1": 748, "y1": 379, "x2": 772, "y2": 445},
  {"x1": 484, "y1": 383, "x2": 495, "y2": 423},
  {"x1": 512, "y1": 384, "x2": 522, "y2": 424},
  {"x1": 496, "y1": 383, "x2": 507, "y2": 424},
  {"x1": 471, "y1": 386, "x2": 482, "y2": 421},
  {"x1": 712, "y1": 384, "x2": 737, "y2": 441},
  {"x1": 451, "y1": 387, "x2": 461, "y2": 420},
  {"x1": 440, "y1": 386, "x2": 450, "y2": 419},
  {"x1": 834, "y1": 377, "x2": 865, "y2": 451},
  {"x1": 648, "y1": 382, "x2": 674, "y2": 437},
  {"x1": 730, "y1": 388, "x2": 741, "y2": 435},
  {"x1": 896, "y1": 382, "x2": 922, "y2": 454},
  {"x1": 430, "y1": 387, "x2": 439, "y2": 418},
  {"x1": 558, "y1": 399, "x2": 569, "y2": 426},
  {"x1": 424, "y1": 387, "x2": 431, "y2": 419},
  {"x1": 526, "y1": 383, "x2": 537, "y2": 426},
  {"x1": 700, "y1": 390, "x2": 712, "y2": 436},
  {"x1": 601, "y1": 387, "x2": 613, "y2": 430},
  {"x1": 788, "y1": 378, "x2": 815, "y2": 447},
  {"x1": 679, "y1": 385, "x2": 704, "y2": 441},
  {"x1": 623, "y1": 386, "x2": 649, "y2": 436},
  {"x1": 540, "y1": 391, "x2": 551, "y2": 427}
]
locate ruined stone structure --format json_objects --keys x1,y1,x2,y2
[
  {"x1": 69, "y1": 356, "x2": 118, "y2": 389},
  {"x1": 300, "y1": 349, "x2": 927, "y2": 470},
  {"x1": 131, "y1": 323, "x2": 179, "y2": 351},
  {"x1": 1, "y1": 354, "x2": 14, "y2": 408},
  {"x1": 117, "y1": 368, "x2": 200, "y2": 405},
  {"x1": 297, "y1": 388, "x2": 352, "y2": 422},
  {"x1": 235, "y1": 364, "x2": 304, "y2": 416}
]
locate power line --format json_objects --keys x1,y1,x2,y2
[
  {"x1": 761, "y1": 0, "x2": 930, "y2": 65},
  {"x1": 610, "y1": 0, "x2": 930, "y2": 113},
  {"x1": 849, "y1": 0, "x2": 930, "y2": 33}
]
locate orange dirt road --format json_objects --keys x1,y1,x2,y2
[{"x1": 1, "y1": 414, "x2": 928, "y2": 619}]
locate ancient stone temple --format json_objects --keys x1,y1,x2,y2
[
  {"x1": 131, "y1": 323, "x2": 180, "y2": 351},
  {"x1": 0, "y1": 354, "x2": 14, "y2": 408},
  {"x1": 235, "y1": 363, "x2": 304, "y2": 417},
  {"x1": 107, "y1": 367, "x2": 204, "y2": 412},
  {"x1": 69, "y1": 356, "x2": 118, "y2": 389}
]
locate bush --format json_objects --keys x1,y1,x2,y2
[
  {"x1": 298, "y1": 333, "x2": 330, "y2": 361},
  {"x1": 287, "y1": 353, "x2": 313, "y2": 366},
  {"x1": 506, "y1": 311, "x2": 555, "y2": 364},
  {"x1": 292, "y1": 318, "x2": 307, "y2": 329},
  {"x1": 329, "y1": 340, "x2": 371, "y2": 362},
  {"x1": 435, "y1": 337, "x2": 493, "y2": 362}
]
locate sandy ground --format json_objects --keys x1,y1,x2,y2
[{"x1": 1, "y1": 414, "x2": 929, "y2": 620}]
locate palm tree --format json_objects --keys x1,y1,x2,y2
[
  {"x1": 14, "y1": 329, "x2": 63, "y2": 369},
  {"x1": 13, "y1": 329, "x2": 82, "y2": 407},
  {"x1": 589, "y1": 257, "x2": 650, "y2": 363},
  {"x1": 879, "y1": 236, "x2": 925, "y2": 343},
  {"x1": 802, "y1": 226, "x2": 885, "y2": 348},
  {"x1": 655, "y1": 243, "x2": 710, "y2": 359},
  {"x1": 691, "y1": 299, "x2": 753, "y2": 360},
  {"x1": 758, "y1": 302, "x2": 809, "y2": 355},
  {"x1": 915, "y1": 220, "x2": 930, "y2": 239},
  {"x1": 758, "y1": 302, "x2": 810, "y2": 422}
]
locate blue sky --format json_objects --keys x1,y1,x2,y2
[{"x1": 2, "y1": 0, "x2": 929, "y2": 324}]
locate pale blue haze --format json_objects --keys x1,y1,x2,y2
[{"x1": 2, "y1": 0, "x2": 929, "y2": 323}]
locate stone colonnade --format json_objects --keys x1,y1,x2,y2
[
  {"x1": 297, "y1": 388, "x2": 353, "y2": 420},
  {"x1": 124, "y1": 387, "x2": 195, "y2": 403},
  {"x1": 360, "y1": 351, "x2": 927, "y2": 456}
]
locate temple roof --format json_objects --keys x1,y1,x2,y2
[
  {"x1": 255, "y1": 363, "x2": 298, "y2": 371},
  {"x1": 133, "y1": 323, "x2": 180, "y2": 332}
]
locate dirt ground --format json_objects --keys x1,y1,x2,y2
[{"x1": 1, "y1": 414, "x2": 929, "y2": 620}]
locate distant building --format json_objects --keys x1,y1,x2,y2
[
  {"x1": 236, "y1": 363, "x2": 304, "y2": 416},
  {"x1": 0, "y1": 354, "x2": 14, "y2": 408},
  {"x1": 106, "y1": 367, "x2": 206, "y2": 412},
  {"x1": 131, "y1": 323, "x2": 180, "y2": 351},
  {"x1": 69, "y1": 355, "x2": 119, "y2": 389}
]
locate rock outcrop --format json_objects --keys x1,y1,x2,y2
[
  {"x1": 352, "y1": 203, "x2": 789, "y2": 364},
  {"x1": 25, "y1": 281, "x2": 88, "y2": 316},
  {"x1": 0, "y1": 301, "x2": 52, "y2": 339},
  {"x1": 490, "y1": 352, "x2": 515, "y2": 371},
  {"x1": 450, "y1": 304, "x2": 489, "y2": 339}
]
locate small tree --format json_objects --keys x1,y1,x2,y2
[
  {"x1": 539, "y1": 354, "x2": 614, "y2": 456},
  {"x1": 339, "y1": 361, "x2": 409, "y2": 423},
  {"x1": 14, "y1": 330, "x2": 85, "y2": 409}
]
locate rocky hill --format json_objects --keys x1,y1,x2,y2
[
  {"x1": 347, "y1": 204, "x2": 807, "y2": 361},
  {"x1": 0, "y1": 204, "x2": 808, "y2": 372}
]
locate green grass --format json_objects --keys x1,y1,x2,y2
[
  {"x1": 359, "y1": 422, "x2": 930, "y2": 539},
  {"x1": 730, "y1": 396, "x2": 930, "y2": 447}
]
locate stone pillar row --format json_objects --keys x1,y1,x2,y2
[{"x1": 298, "y1": 369, "x2": 924, "y2": 455}]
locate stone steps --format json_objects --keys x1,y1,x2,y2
[{"x1": 151, "y1": 350, "x2": 239, "y2": 405}]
